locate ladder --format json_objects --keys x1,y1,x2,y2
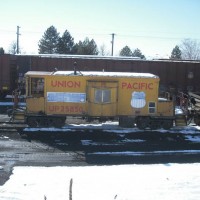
[{"x1": 175, "y1": 114, "x2": 187, "y2": 126}]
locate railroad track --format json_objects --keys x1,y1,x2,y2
[
  {"x1": 81, "y1": 132, "x2": 200, "y2": 164},
  {"x1": 1, "y1": 122, "x2": 200, "y2": 164},
  {"x1": 18, "y1": 127, "x2": 200, "y2": 164},
  {"x1": 0, "y1": 121, "x2": 27, "y2": 131}
]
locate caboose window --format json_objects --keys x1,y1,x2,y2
[
  {"x1": 149, "y1": 102, "x2": 156, "y2": 113},
  {"x1": 95, "y1": 89, "x2": 111, "y2": 103},
  {"x1": 31, "y1": 78, "x2": 44, "y2": 97}
]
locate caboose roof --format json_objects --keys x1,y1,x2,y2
[
  {"x1": 54, "y1": 71, "x2": 158, "y2": 78},
  {"x1": 26, "y1": 71, "x2": 159, "y2": 79},
  {"x1": 25, "y1": 71, "x2": 52, "y2": 75}
]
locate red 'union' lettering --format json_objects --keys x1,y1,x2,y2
[
  {"x1": 121, "y1": 82, "x2": 153, "y2": 90},
  {"x1": 51, "y1": 80, "x2": 80, "y2": 88}
]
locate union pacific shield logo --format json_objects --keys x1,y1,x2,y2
[{"x1": 131, "y1": 91, "x2": 146, "y2": 108}]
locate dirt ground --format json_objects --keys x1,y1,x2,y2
[
  {"x1": 0, "y1": 122, "x2": 87, "y2": 186},
  {"x1": 0, "y1": 132, "x2": 87, "y2": 185}
]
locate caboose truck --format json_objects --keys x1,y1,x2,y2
[{"x1": 20, "y1": 70, "x2": 174, "y2": 129}]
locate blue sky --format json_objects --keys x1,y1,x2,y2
[{"x1": 0, "y1": 0, "x2": 200, "y2": 58}]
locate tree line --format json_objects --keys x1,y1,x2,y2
[
  {"x1": 38, "y1": 26, "x2": 98, "y2": 55},
  {"x1": 120, "y1": 39, "x2": 200, "y2": 60},
  {"x1": 1, "y1": 25, "x2": 200, "y2": 60}
]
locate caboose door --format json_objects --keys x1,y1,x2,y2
[
  {"x1": 87, "y1": 81, "x2": 118, "y2": 117},
  {"x1": 26, "y1": 77, "x2": 45, "y2": 113}
]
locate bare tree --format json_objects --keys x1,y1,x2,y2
[
  {"x1": 180, "y1": 39, "x2": 200, "y2": 60},
  {"x1": 8, "y1": 41, "x2": 18, "y2": 54},
  {"x1": 99, "y1": 44, "x2": 109, "y2": 56}
]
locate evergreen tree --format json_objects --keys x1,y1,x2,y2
[
  {"x1": 57, "y1": 30, "x2": 74, "y2": 54},
  {"x1": 0, "y1": 47, "x2": 5, "y2": 54},
  {"x1": 38, "y1": 26, "x2": 60, "y2": 54},
  {"x1": 132, "y1": 48, "x2": 145, "y2": 59},
  {"x1": 170, "y1": 45, "x2": 182, "y2": 59},
  {"x1": 119, "y1": 46, "x2": 132, "y2": 56},
  {"x1": 75, "y1": 37, "x2": 98, "y2": 55}
]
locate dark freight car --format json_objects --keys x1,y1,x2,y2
[
  {"x1": 1, "y1": 54, "x2": 200, "y2": 99},
  {"x1": 16, "y1": 54, "x2": 200, "y2": 94},
  {"x1": 0, "y1": 54, "x2": 17, "y2": 98}
]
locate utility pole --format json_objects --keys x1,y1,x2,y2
[
  {"x1": 16, "y1": 26, "x2": 21, "y2": 54},
  {"x1": 111, "y1": 33, "x2": 115, "y2": 56}
]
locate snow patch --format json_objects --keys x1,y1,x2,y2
[{"x1": 1, "y1": 164, "x2": 200, "y2": 200}]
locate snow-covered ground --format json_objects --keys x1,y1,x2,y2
[{"x1": 0, "y1": 164, "x2": 200, "y2": 200}]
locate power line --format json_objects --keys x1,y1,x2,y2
[
  {"x1": 1, "y1": 27, "x2": 199, "y2": 41},
  {"x1": 117, "y1": 34, "x2": 200, "y2": 41}
]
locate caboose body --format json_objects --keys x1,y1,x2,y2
[{"x1": 24, "y1": 70, "x2": 174, "y2": 129}]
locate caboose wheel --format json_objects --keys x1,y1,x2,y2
[
  {"x1": 53, "y1": 118, "x2": 65, "y2": 128},
  {"x1": 27, "y1": 117, "x2": 38, "y2": 128},
  {"x1": 162, "y1": 120, "x2": 173, "y2": 130},
  {"x1": 149, "y1": 121, "x2": 159, "y2": 130},
  {"x1": 137, "y1": 117, "x2": 150, "y2": 129},
  {"x1": 40, "y1": 118, "x2": 51, "y2": 127},
  {"x1": 119, "y1": 117, "x2": 134, "y2": 128}
]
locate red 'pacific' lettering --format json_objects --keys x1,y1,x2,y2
[{"x1": 121, "y1": 82, "x2": 153, "y2": 90}]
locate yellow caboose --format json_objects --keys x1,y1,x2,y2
[{"x1": 24, "y1": 70, "x2": 174, "y2": 129}]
